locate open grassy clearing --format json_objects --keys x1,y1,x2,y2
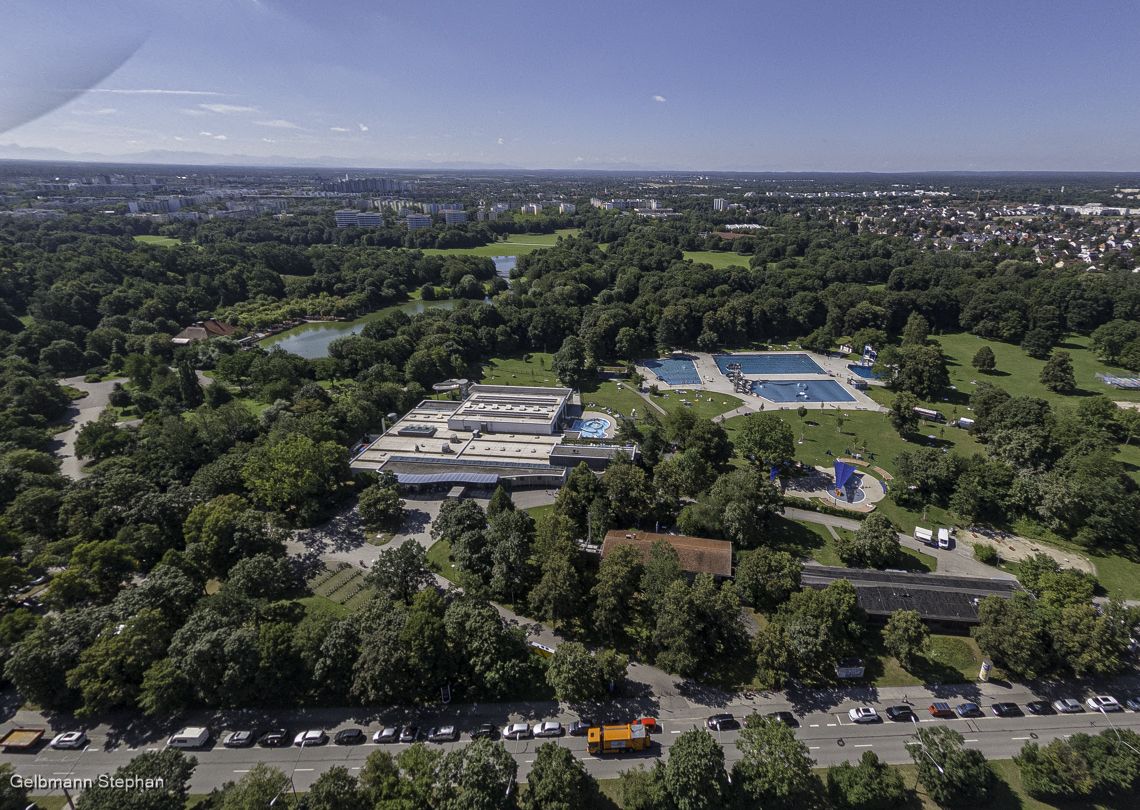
[
  {"x1": 419, "y1": 228, "x2": 580, "y2": 257},
  {"x1": 305, "y1": 562, "x2": 376, "y2": 611},
  {"x1": 133, "y1": 234, "x2": 183, "y2": 247},
  {"x1": 682, "y1": 250, "x2": 754, "y2": 270}
]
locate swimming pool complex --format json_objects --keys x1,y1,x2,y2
[
  {"x1": 571, "y1": 417, "x2": 611, "y2": 438},
  {"x1": 715, "y1": 353, "x2": 826, "y2": 375},
  {"x1": 847, "y1": 364, "x2": 882, "y2": 379},
  {"x1": 750, "y1": 379, "x2": 855, "y2": 403}
]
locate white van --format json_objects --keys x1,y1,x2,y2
[
  {"x1": 937, "y1": 528, "x2": 951, "y2": 550},
  {"x1": 914, "y1": 527, "x2": 934, "y2": 545},
  {"x1": 168, "y1": 727, "x2": 210, "y2": 749}
]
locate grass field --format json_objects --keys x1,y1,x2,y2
[
  {"x1": 419, "y1": 228, "x2": 581, "y2": 257},
  {"x1": 682, "y1": 250, "x2": 754, "y2": 270},
  {"x1": 133, "y1": 234, "x2": 183, "y2": 247}
]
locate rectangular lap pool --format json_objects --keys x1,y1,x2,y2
[
  {"x1": 715, "y1": 353, "x2": 826, "y2": 375},
  {"x1": 644, "y1": 357, "x2": 702, "y2": 386},
  {"x1": 750, "y1": 379, "x2": 855, "y2": 403}
]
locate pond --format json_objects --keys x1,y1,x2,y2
[
  {"x1": 260, "y1": 298, "x2": 455, "y2": 358},
  {"x1": 492, "y1": 256, "x2": 516, "y2": 277}
]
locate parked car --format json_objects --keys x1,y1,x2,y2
[
  {"x1": 372, "y1": 728, "x2": 398, "y2": 744},
  {"x1": 1025, "y1": 701, "x2": 1055, "y2": 716},
  {"x1": 1053, "y1": 699, "x2": 1084, "y2": 714},
  {"x1": 848, "y1": 707, "x2": 879, "y2": 724},
  {"x1": 991, "y1": 703, "x2": 1023, "y2": 718},
  {"x1": 470, "y1": 724, "x2": 499, "y2": 740},
  {"x1": 502, "y1": 723, "x2": 531, "y2": 740},
  {"x1": 568, "y1": 721, "x2": 591, "y2": 737},
  {"x1": 766, "y1": 712, "x2": 798, "y2": 727},
  {"x1": 428, "y1": 726, "x2": 457, "y2": 743},
  {"x1": 258, "y1": 729, "x2": 290, "y2": 747},
  {"x1": 928, "y1": 702, "x2": 956, "y2": 718},
  {"x1": 334, "y1": 729, "x2": 364, "y2": 745},
  {"x1": 1124, "y1": 697, "x2": 1140, "y2": 712},
  {"x1": 293, "y1": 730, "x2": 327, "y2": 747},
  {"x1": 533, "y1": 721, "x2": 563, "y2": 738},
  {"x1": 1087, "y1": 696, "x2": 1123, "y2": 713},
  {"x1": 399, "y1": 727, "x2": 420, "y2": 743},
  {"x1": 884, "y1": 706, "x2": 915, "y2": 722},
  {"x1": 956, "y1": 703, "x2": 984, "y2": 718},
  {"x1": 223, "y1": 730, "x2": 255, "y2": 748},
  {"x1": 49, "y1": 732, "x2": 87, "y2": 750},
  {"x1": 706, "y1": 714, "x2": 736, "y2": 731}
]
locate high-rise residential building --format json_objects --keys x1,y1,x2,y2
[
  {"x1": 713, "y1": 198, "x2": 728, "y2": 210},
  {"x1": 477, "y1": 211, "x2": 498, "y2": 222},
  {"x1": 406, "y1": 213, "x2": 432, "y2": 230},
  {"x1": 559, "y1": 203, "x2": 576, "y2": 213},
  {"x1": 442, "y1": 210, "x2": 467, "y2": 224},
  {"x1": 356, "y1": 212, "x2": 384, "y2": 226},
  {"x1": 334, "y1": 209, "x2": 359, "y2": 228}
]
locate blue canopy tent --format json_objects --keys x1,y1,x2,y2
[
  {"x1": 833, "y1": 460, "x2": 857, "y2": 501},
  {"x1": 769, "y1": 466, "x2": 780, "y2": 482}
]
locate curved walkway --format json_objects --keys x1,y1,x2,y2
[{"x1": 50, "y1": 376, "x2": 126, "y2": 480}]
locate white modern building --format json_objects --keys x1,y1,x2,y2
[
  {"x1": 442, "y1": 210, "x2": 467, "y2": 224},
  {"x1": 713, "y1": 198, "x2": 728, "y2": 211},
  {"x1": 335, "y1": 209, "x2": 359, "y2": 228},
  {"x1": 406, "y1": 213, "x2": 433, "y2": 230}
]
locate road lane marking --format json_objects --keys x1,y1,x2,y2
[
  {"x1": 854, "y1": 744, "x2": 873, "y2": 748},
  {"x1": 525, "y1": 760, "x2": 533, "y2": 763},
  {"x1": 809, "y1": 746, "x2": 820, "y2": 750},
  {"x1": 827, "y1": 723, "x2": 836, "y2": 727},
  {"x1": 352, "y1": 767, "x2": 360, "y2": 770},
  {"x1": 233, "y1": 770, "x2": 249, "y2": 773},
  {"x1": 1012, "y1": 736, "x2": 1032, "y2": 740},
  {"x1": 295, "y1": 768, "x2": 314, "y2": 772},
  {"x1": 671, "y1": 730, "x2": 681, "y2": 734},
  {"x1": 810, "y1": 724, "x2": 819, "y2": 727},
  {"x1": 964, "y1": 739, "x2": 978, "y2": 742}
]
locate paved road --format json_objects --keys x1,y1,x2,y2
[
  {"x1": 783, "y1": 506, "x2": 1003, "y2": 579},
  {"x1": 6, "y1": 678, "x2": 1140, "y2": 792},
  {"x1": 49, "y1": 376, "x2": 126, "y2": 480}
]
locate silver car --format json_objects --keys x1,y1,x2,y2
[{"x1": 1053, "y1": 699, "x2": 1084, "y2": 714}]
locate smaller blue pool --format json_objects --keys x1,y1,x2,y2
[
  {"x1": 848, "y1": 364, "x2": 882, "y2": 379},
  {"x1": 571, "y1": 417, "x2": 611, "y2": 438},
  {"x1": 644, "y1": 357, "x2": 701, "y2": 386},
  {"x1": 750, "y1": 379, "x2": 855, "y2": 403},
  {"x1": 716, "y1": 353, "x2": 826, "y2": 375}
]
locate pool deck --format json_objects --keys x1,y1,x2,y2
[{"x1": 636, "y1": 350, "x2": 886, "y2": 416}]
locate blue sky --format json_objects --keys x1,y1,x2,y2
[{"x1": 2, "y1": 0, "x2": 1138, "y2": 170}]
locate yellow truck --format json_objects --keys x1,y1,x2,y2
[{"x1": 587, "y1": 723, "x2": 649, "y2": 755}]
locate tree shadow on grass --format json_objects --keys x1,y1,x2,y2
[{"x1": 766, "y1": 515, "x2": 829, "y2": 561}]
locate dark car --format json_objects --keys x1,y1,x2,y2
[
  {"x1": 707, "y1": 714, "x2": 736, "y2": 731},
  {"x1": 568, "y1": 721, "x2": 591, "y2": 737},
  {"x1": 766, "y1": 712, "x2": 798, "y2": 727},
  {"x1": 955, "y1": 703, "x2": 984, "y2": 718},
  {"x1": 257, "y1": 729, "x2": 290, "y2": 747},
  {"x1": 399, "y1": 727, "x2": 420, "y2": 743},
  {"x1": 470, "y1": 724, "x2": 499, "y2": 740},
  {"x1": 223, "y1": 730, "x2": 255, "y2": 748},
  {"x1": 1125, "y1": 697, "x2": 1140, "y2": 712},
  {"x1": 1025, "y1": 701, "x2": 1055, "y2": 716},
  {"x1": 991, "y1": 702, "x2": 1023, "y2": 718},
  {"x1": 885, "y1": 706, "x2": 915, "y2": 722},
  {"x1": 334, "y1": 728, "x2": 364, "y2": 745}
]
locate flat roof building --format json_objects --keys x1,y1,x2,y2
[
  {"x1": 442, "y1": 210, "x2": 467, "y2": 224},
  {"x1": 447, "y1": 384, "x2": 572, "y2": 436},
  {"x1": 602, "y1": 530, "x2": 733, "y2": 579},
  {"x1": 406, "y1": 213, "x2": 432, "y2": 230},
  {"x1": 800, "y1": 567, "x2": 1025, "y2": 627}
]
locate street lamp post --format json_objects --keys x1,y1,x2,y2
[
  {"x1": 909, "y1": 715, "x2": 945, "y2": 787},
  {"x1": 1096, "y1": 706, "x2": 1140, "y2": 756}
]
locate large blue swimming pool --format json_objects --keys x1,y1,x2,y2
[
  {"x1": 750, "y1": 379, "x2": 855, "y2": 403},
  {"x1": 644, "y1": 357, "x2": 701, "y2": 386},
  {"x1": 716, "y1": 353, "x2": 826, "y2": 375}
]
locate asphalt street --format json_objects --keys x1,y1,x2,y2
[{"x1": 7, "y1": 686, "x2": 1140, "y2": 793}]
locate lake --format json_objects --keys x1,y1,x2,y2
[
  {"x1": 493, "y1": 255, "x2": 516, "y2": 277},
  {"x1": 260, "y1": 298, "x2": 456, "y2": 358}
]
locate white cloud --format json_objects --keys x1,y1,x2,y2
[
  {"x1": 261, "y1": 138, "x2": 275, "y2": 143},
  {"x1": 653, "y1": 95, "x2": 666, "y2": 102},
  {"x1": 358, "y1": 123, "x2": 368, "y2": 131},
  {"x1": 330, "y1": 126, "x2": 349, "y2": 132},
  {"x1": 199, "y1": 103, "x2": 256, "y2": 114},
  {"x1": 88, "y1": 89, "x2": 223, "y2": 95},
  {"x1": 174, "y1": 136, "x2": 186, "y2": 141},
  {"x1": 497, "y1": 137, "x2": 504, "y2": 145},
  {"x1": 213, "y1": 134, "x2": 227, "y2": 140},
  {"x1": 254, "y1": 119, "x2": 300, "y2": 129},
  {"x1": 179, "y1": 109, "x2": 207, "y2": 116},
  {"x1": 574, "y1": 156, "x2": 584, "y2": 162},
  {"x1": 199, "y1": 131, "x2": 212, "y2": 136},
  {"x1": 75, "y1": 108, "x2": 117, "y2": 116}
]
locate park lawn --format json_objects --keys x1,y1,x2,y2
[
  {"x1": 133, "y1": 234, "x2": 182, "y2": 247},
  {"x1": 648, "y1": 389, "x2": 743, "y2": 422},
  {"x1": 481, "y1": 353, "x2": 559, "y2": 386},
  {"x1": 682, "y1": 250, "x2": 753, "y2": 271},
  {"x1": 18, "y1": 313, "x2": 34, "y2": 327},
  {"x1": 297, "y1": 594, "x2": 352, "y2": 620},
  {"x1": 427, "y1": 539, "x2": 460, "y2": 585},
  {"x1": 764, "y1": 515, "x2": 838, "y2": 565},
  {"x1": 524, "y1": 503, "x2": 556, "y2": 526},
  {"x1": 420, "y1": 229, "x2": 580, "y2": 258},
  {"x1": 862, "y1": 632, "x2": 987, "y2": 688}
]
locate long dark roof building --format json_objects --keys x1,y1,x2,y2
[{"x1": 800, "y1": 566, "x2": 1025, "y2": 625}]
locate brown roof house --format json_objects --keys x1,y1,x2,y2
[
  {"x1": 602, "y1": 530, "x2": 733, "y2": 581},
  {"x1": 172, "y1": 319, "x2": 238, "y2": 345}
]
